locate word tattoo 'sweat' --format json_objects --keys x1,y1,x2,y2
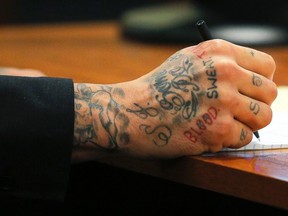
[{"x1": 203, "y1": 57, "x2": 218, "y2": 99}]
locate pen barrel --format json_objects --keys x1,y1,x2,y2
[{"x1": 196, "y1": 20, "x2": 213, "y2": 40}]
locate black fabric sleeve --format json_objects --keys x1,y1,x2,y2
[{"x1": 0, "y1": 76, "x2": 74, "y2": 201}]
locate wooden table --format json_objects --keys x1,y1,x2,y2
[{"x1": 0, "y1": 21, "x2": 288, "y2": 210}]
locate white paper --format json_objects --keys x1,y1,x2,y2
[{"x1": 222, "y1": 86, "x2": 288, "y2": 151}]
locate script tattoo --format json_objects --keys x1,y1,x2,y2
[
  {"x1": 252, "y1": 73, "x2": 262, "y2": 87},
  {"x1": 126, "y1": 103, "x2": 159, "y2": 119},
  {"x1": 153, "y1": 56, "x2": 201, "y2": 120},
  {"x1": 128, "y1": 54, "x2": 203, "y2": 147},
  {"x1": 74, "y1": 84, "x2": 129, "y2": 150},
  {"x1": 140, "y1": 124, "x2": 172, "y2": 146}
]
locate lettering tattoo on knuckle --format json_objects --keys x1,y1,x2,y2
[
  {"x1": 252, "y1": 73, "x2": 262, "y2": 87},
  {"x1": 250, "y1": 101, "x2": 260, "y2": 115},
  {"x1": 240, "y1": 128, "x2": 248, "y2": 141}
]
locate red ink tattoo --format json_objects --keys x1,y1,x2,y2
[{"x1": 183, "y1": 106, "x2": 219, "y2": 143}]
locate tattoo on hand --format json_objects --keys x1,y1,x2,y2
[
  {"x1": 250, "y1": 101, "x2": 260, "y2": 115},
  {"x1": 184, "y1": 107, "x2": 219, "y2": 143},
  {"x1": 203, "y1": 57, "x2": 218, "y2": 99},
  {"x1": 126, "y1": 103, "x2": 159, "y2": 119},
  {"x1": 139, "y1": 124, "x2": 172, "y2": 146},
  {"x1": 240, "y1": 128, "x2": 248, "y2": 141},
  {"x1": 74, "y1": 84, "x2": 130, "y2": 150},
  {"x1": 134, "y1": 55, "x2": 206, "y2": 146},
  {"x1": 252, "y1": 73, "x2": 262, "y2": 87},
  {"x1": 153, "y1": 56, "x2": 200, "y2": 120}
]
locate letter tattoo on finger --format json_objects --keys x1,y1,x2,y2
[
  {"x1": 252, "y1": 73, "x2": 262, "y2": 87},
  {"x1": 250, "y1": 101, "x2": 260, "y2": 115},
  {"x1": 240, "y1": 128, "x2": 247, "y2": 141}
]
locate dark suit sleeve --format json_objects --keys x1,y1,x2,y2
[{"x1": 0, "y1": 76, "x2": 74, "y2": 201}]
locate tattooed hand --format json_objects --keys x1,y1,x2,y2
[{"x1": 73, "y1": 39, "x2": 277, "y2": 159}]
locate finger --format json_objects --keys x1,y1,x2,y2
[
  {"x1": 22, "y1": 68, "x2": 46, "y2": 77},
  {"x1": 190, "y1": 39, "x2": 276, "y2": 79},
  {"x1": 212, "y1": 57, "x2": 277, "y2": 105},
  {"x1": 0, "y1": 67, "x2": 45, "y2": 77},
  {"x1": 237, "y1": 71, "x2": 278, "y2": 105},
  {"x1": 219, "y1": 88, "x2": 274, "y2": 131},
  {"x1": 224, "y1": 122, "x2": 254, "y2": 149},
  {"x1": 232, "y1": 44, "x2": 276, "y2": 79},
  {"x1": 201, "y1": 116, "x2": 253, "y2": 152},
  {"x1": 235, "y1": 97, "x2": 273, "y2": 131}
]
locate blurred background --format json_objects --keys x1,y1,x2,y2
[
  {"x1": 1, "y1": 1, "x2": 288, "y2": 215},
  {"x1": 0, "y1": 0, "x2": 288, "y2": 46}
]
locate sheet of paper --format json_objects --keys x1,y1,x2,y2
[{"x1": 222, "y1": 86, "x2": 288, "y2": 151}]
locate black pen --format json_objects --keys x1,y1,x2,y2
[{"x1": 195, "y1": 19, "x2": 261, "y2": 141}]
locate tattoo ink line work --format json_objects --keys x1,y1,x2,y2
[
  {"x1": 251, "y1": 72, "x2": 261, "y2": 140},
  {"x1": 250, "y1": 101, "x2": 260, "y2": 115},
  {"x1": 240, "y1": 128, "x2": 248, "y2": 141},
  {"x1": 184, "y1": 107, "x2": 219, "y2": 143},
  {"x1": 153, "y1": 56, "x2": 200, "y2": 120},
  {"x1": 203, "y1": 57, "x2": 218, "y2": 99},
  {"x1": 140, "y1": 124, "x2": 172, "y2": 146},
  {"x1": 126, "y1": 103, "x2": 159, "y2": 119},
  {"x1": 128, "y1": 54, "x2": 206, "y2": 147},
  {"x1": 252, "y1": 73, "x2": 262, "y2": 87},
  {"x1": 74, "y1": 84, "x2": 130, "y2": 150}
]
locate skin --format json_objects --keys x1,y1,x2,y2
[
  {"x1": 72, "y1": 39, "x2": 277, "y2": 160},
  {"x1": 0, "y1": 39, "x2": 278, "y2": 161}
]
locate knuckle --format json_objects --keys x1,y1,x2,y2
[
  {"x1": 217, "y1": 88, "x2": 237, "y2": 106},
  {"x1": 262, "y1": 107, "x2": 273, "y2": 127},
  {"x1": 253, "y1": 106, "x2": 273, "y2": 130},
  {"x1": 214, "y1": 59, "x2": 239, "y2": 79},
  {"x1": 266, "y1": 54, "x2": 276, "y2": 72},
  {"x1": 208, "y1": 39, "x2": 229, "y2": 49},
  {"x1": 214, "y1": 119, "x2": 234, "y2": 137},
  {"x1": 269, "y1": 81, "x2": 278, "y2": 101}
]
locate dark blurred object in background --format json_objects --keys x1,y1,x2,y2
[
  {"x1": 200, "y1": 0, "x2": 288, "y2": 26},
  {"x1": 0, "y1": 0, "x2": 288, "y2": 46},
  {"x1": 120, "y1": 0, "x2": 288, "y2": 46},
  {"x1": 3, "y1": 0, "x2": 288, "y2": 26},
  {"x1": 0, "y1": 0, "x2": 170, "y2": 24}
]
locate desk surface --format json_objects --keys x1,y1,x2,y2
[{"x1": 1, "y1": 21, "x2": 288, "y2": 210}]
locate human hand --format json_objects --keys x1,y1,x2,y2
[
  {"x1": 0, "y1": 67, "x2": 45, "y2": 77},
  {"x1": 73, "y1": 39, "x2": 277, "y2": 159}
]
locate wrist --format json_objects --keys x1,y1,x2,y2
[{"x1": 73, "y1": 82, "x2": 144, "y2": 156}]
